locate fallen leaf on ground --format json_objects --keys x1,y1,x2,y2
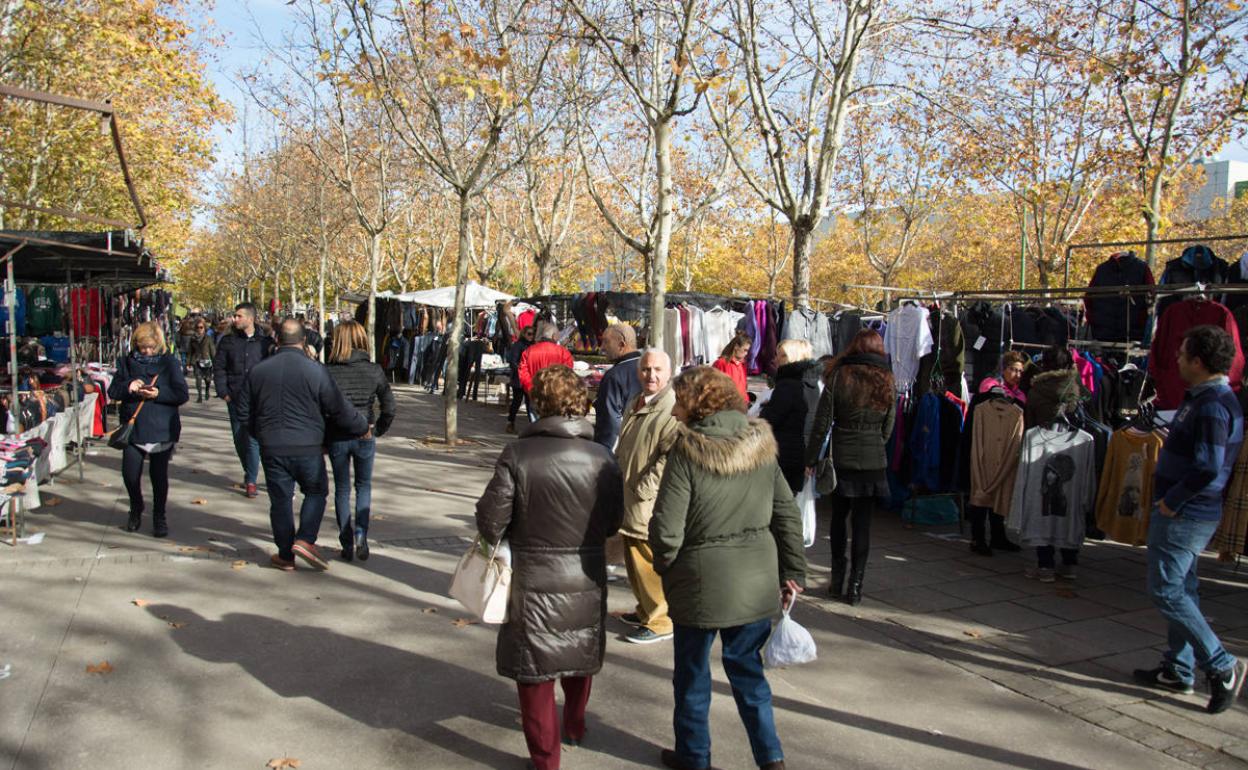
[
  {"x1": 231, "y1": 560, "x2": 248, "y2": 570},
  {"x1": 86, "y1": 661, "x2": 114, "y2": 674},
  {"x1": 422, "y1": 607, "x2": 438, "y2": 614},
  {"x1": 167, "y1": 621, "x2": 187, "y2": 629},
  {"x1": 452, "y1": 618, "x2": 478, "y2": 628},
  {"x1": 1055, "y1": 587, "x2": 1078, "y2": 599},
  {"x1": 42, "y1": 496, "x2": 62, "y2": 507},
  {"x1": 372, "y1": 514, "x2": 388, "y2": 521},
  {"x1": 230, "y1": 483, "x2": 245, "y2": 490},
  {"x1": 191, "y1": 498, "x2": 208, "y2": 505},
  {"x1": 177, "y1": 545, "x2": 210, "y2": 553},
  {"x1": 963, "y1": 629, "x2": 983, "y2": 639},
  {"x1": 131, "y1": 599, "x2": 150, "y2": 607},
  {"x1": 266, "y1": 759, "x2": 301, "y2": 769}
]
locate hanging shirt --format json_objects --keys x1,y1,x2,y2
[
  {"x1": 0, "y1": 287, "x2": 26, "y2": 336},
  {"x1": 1008, "y1": 427, "x2": 1096, "y2": 549},
  {"x1": 781, "y1": 307, "x2": 834, "y2": 359},
  {"x1": 1094, "y1": 428, "x2": 1164, "y2": 546},
  {"x1": 884, "y1": 304, "x2": 933, "y2": 394},
  {"x1": 1149, "y1": 299, "x2": 1243, "y2": 409}
]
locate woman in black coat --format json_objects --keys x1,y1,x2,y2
[
  {"x1": 760, "y1": 339, "x2": 822, "y2": 493},
  {"x1": 475, "y1": 364, "x2": 623, "y2": 770},
  {"x1": 325, "y1": 320, "x2": 396, "y2": 561},
  {"x1": 107, "y1": 322, "x2": 189, "y2": 537}
]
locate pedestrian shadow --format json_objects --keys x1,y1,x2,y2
[{"x1": 148, "y1": 606, "x2": 660, "y2": 766}]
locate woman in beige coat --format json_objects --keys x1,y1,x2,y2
[{"x1": 613, "y1": 348, "x2": 682, "y2": 644}]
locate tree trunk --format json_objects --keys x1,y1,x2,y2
[
  {"x1": 791, "y1": 222, "x2": 813, "y2": 310},
  {"x1": 649, "y1": 118, "x2": 675, "y2": 347},
  {"x1": 317, "y1": 243, "x2": 326, "y2": 361},
  {"x1": 444, "y1": 191, "x2": 473, "y2": 445},
  {"x1": 366, "y1": 230, "x2": 380, "y2": 362},
  {"x1": 1144, "y1": 174, "x2": 1165, "y2": 271},
  {"x1": 537, "y1": 249, "x2": 553, "y2": 294},
  {"x1": 260, "y1": 277, "x2": 267, "y2": 314}
]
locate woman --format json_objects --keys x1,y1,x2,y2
[
  {"x1": 979, "y1": 350, "x2": 1028, "y2": 403},
  {"x1": 475, "y1": 365, "x2": 623, "y2": 770},
  {"x1": 761, "y1": 339, "x2": 823, "y2": 493},
  {"x1": 650, "y1": 366, "x2": 806, "y2": 770},
  {"x1": 188, "y1": 318, "x2": 217, "y2": 403},
  {"x1": 805, "y1": 329, "x2": 895, "y2": 605},
  {"x1": 107, "y1": 321, "x2": 189, "y2": 538},
  {"x1": 711, "y1": 332, "x2": 751, "y2": 399},
  {"x1": 326, "y1": 320, "x2": 396, "y2": 562}
]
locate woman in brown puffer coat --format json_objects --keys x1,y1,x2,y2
[{"x1": 475, "y1": 364, "x2": 624, "y2": 770}]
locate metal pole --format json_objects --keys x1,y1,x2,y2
[
  {"x1": 7, "y1": 259, "x2": 18, "y2": 432},
  {"x1": 69, "y1": 270, "x2": 82, "y2": 481}
]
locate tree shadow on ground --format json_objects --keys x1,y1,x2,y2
[{"x1": 149, "y1": 606, "x2": 661, "y2": 768}]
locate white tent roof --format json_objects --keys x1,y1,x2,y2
[{"x1": 393, "y1": 281, "x2": 514, "y2": 308}]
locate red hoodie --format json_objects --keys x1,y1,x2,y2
[
  {"x1": 713, "y1": 357, "x2": 748, "y2": 399},
  {"x1": 519, "y1": 340, "x2": 575, "y2": 393}
]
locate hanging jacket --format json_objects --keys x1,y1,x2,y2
[
  {"x1": 909, "y1": 392, "x2": 944, "y2": 491},
  {"x1": 1084, "y1": 252, "x2": 1155, "y2": 342},
  {"x1": 1157, "y1": 245, "x2": 1230, "y2": 317},
  {"x1": 1149, "y1": 299, "x2": 1244, "y2": 409}
]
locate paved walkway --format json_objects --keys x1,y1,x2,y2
[{"x1": 1, "y1": 388, "x2": 1246, "y2": 769}]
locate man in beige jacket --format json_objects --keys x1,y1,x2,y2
[{"x1": 614, "y1": 348, "x2": 681, "y2": 644}]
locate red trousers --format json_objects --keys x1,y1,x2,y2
[{"x1": 516, "y1": 676, "x2": 592, "y2": 770}]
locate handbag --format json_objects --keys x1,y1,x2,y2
[
  {"x1": 108, "y1": 372, "x2": 160, "y2": 450},
  {"x1": 814, "y1": 371, "x2": 838, "y2": 495},
  {"x1": 448, "y1": 535, "x2": 512, "y2": 624}
]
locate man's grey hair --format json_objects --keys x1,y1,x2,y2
[{"x1": 637, "y1": 347, "x2": 672, "y2": 372}]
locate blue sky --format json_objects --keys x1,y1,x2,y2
[{"x1": 200, "y1": 0, "x2": 1248, "y2": 179}]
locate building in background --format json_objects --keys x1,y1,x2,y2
[{"x1": 1190, "y1": 159, "x2": 1248, "y2": 220}]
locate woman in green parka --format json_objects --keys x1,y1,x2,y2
[{"x1": 649, "y1": 366, "x2": 807, "y2": 770}]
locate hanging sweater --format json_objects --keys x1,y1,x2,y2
[
  {"x1": 1008, "y1": 427, "x2": 1096, "y2": 549},
  {"x1": 1094, "y1": 428, "x2": 1163, "y2": 546}
]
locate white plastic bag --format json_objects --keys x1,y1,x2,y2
[
  {"x1": 795, "y1": 475, "x2": 817, "y2": 548},
  {"x1": 747, "y1": 387, "x2": 773, "y2": 417},
  {"x1": 763, "y1": 604, "x2": 817, "y2": 669}
]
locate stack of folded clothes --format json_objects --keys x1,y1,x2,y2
[{"x1": 0, "y1": 437, "x2": 46, "y2": 486}]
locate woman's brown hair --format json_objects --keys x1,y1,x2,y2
[
  {"x1": 131, "y1": 321, "x2": 166, "y2": 352},
  {"x1": 329, "y1": 320, "x2": 370, "y2": 363},
  {"x1": 719, "y1": 332, "x2": 751, "y2": 361},
  {"x1": 829, "y1": 329, "x2": 894, "y2": 412},
  {"x1": 531, "y1": 365, "x2": 591, "y2": 418},
  {"x1": 672, "y1": 366, "x2": 746, "y2": 422},
  {"x1": 1001, "y1": 350, "x2": 1028, "y2": 370}
]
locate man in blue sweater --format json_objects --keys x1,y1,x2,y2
[
  {"x1": 1135, "y1": 325, "x2": 1245, "y2": 714},
  {"x1": 593, "y1": 323, "x2": 642, "y2": 450}
]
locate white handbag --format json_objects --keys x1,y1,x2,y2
[{"x1": 449, "y1": 536, "x2": 512, "y2": 624}]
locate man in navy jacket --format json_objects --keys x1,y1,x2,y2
[
  {"x1": 593, "y1": 323, "x2": 643, "y2": 450},
  {"x1": 212, "y1": 302, "x2": 274, "y2": 498},
  {"x1": 236, "y1": 318, "x2": 366, "y2": 571},
  {"x1": 1135, "y1": 325, "x2": 1246, "y2": 714}
]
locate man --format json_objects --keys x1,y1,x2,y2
[
  {"x1": 613, "y1": 349, "x2": 681, "y2": 644},
  {"x1": 518, "y1": 321, "x2": 574, "y2": 400},
  {"x1": 213, "y1": 303, "x2": 275, "y2": 498},
  {"x1": 300, "y1": 315, "x2": 324, "y2": 358},
  {"x1": 1134, "y1": 325, "x2": 1246, "y2": 714},
  {"x1": 504, "y1": 323, "x2": 536, "y2": 433},
  {"x1": 593, "y1": 323, "x2": 643, "y2": 450},
  {"x1": 236, "y1": 318, "x2": 366, "y2": 572}
]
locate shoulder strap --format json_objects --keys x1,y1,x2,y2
[{"x1": 126, "y1": 372, "x2": 161, "y2": 426}]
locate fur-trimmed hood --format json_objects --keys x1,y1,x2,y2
[{"x1": 676, "y1": 409, "x2": 779, "y2": 476}]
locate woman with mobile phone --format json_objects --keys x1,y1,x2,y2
[{"x1": 107, "y1": 322, "x2": 189, "y2": 537}]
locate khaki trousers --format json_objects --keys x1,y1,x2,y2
[{"x1": 623, "y1": 535, "x2": 673, "y2": 634}]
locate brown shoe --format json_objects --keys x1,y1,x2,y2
[
  {"x1": 245, "y1": 483, "x2": 258, "y2": 499},
  {"x1": 292, "y1": 540, "x2": 329, "y2": 571},
  {"x1": 269, "y1": 554, "x2": 295, "y2": 571}
]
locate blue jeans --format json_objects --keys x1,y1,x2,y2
[
  {"x1": 327, "y1": 437, "x2": 376, "y2": 546},
  {"x1": 1147, "y1": 510, "x2": 1236, "y2": 682},
  {"x1": 227, "y1": 399, "x2": 261, "y2": 485},
  {"x1": 262, "y1": 454, "x2": 328, "y2": 561},
  {"x1": 671, "y1": 619, "x2": 783, "y2": 768}
]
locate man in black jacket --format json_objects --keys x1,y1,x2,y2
[
  {"x1": 212, "y1": 303, "x2": 275, "y2": 498},
  {"x1": 236, "y1": 318, "x2": 367, "y2": 572},
  {"x1": 593, "y1": 323, "x2": 642, "y2": 450}
]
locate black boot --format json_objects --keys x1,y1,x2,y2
[
  {"x1": 988, "y1": 514, "x2": 1020, "y2": 552},
  {"x1": 151, "y1": 512, "x2": 168, "y2": 538},
  {"x1": 356, "y1": 533, "x2": 370, "y2": 561},
  {"x1": 125, "y1": 510, "x2": 141, "y2": 532},
  {"x1": 828, "y1": 557, "x2": 847, "y2": 599},
  {"x1": 845, "y1": 557, "x2": 866, "y2": 606}
]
